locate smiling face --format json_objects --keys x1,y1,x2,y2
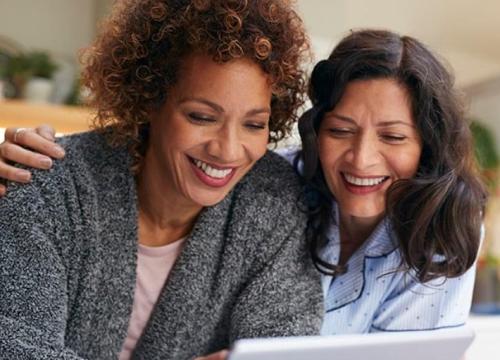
[
  {"x1": 317, "y1": 78, "x2": 422, "y2": 223},
  {"x1": 145, "y1": 54, "x2": 271, "y2": 211}
]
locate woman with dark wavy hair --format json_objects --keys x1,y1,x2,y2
[
  {"x1": 0, "y1": 1, "x2": 323, "y2": 359},
  {"x1": 284, "y1": 29, "x2": 486, "y2": 334}
]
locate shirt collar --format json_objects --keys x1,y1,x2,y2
[
  {"x1": 321, "y1": 201, "x2": 399, "y2": 311},
  {"x1": 320, "y1": 200, "x2": 397, "y2": 263}
]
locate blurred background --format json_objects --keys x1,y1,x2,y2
[{"x1": 0, "y1": 0, "x2": 499, "y2": 357}]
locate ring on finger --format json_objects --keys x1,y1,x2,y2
[{"x1": 13, "y1": 128, "x2": 28, "y2": 143}]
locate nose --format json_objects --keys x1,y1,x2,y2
[
  {"x1": 206, "y1": 124, "x2": 244, "y2": 163},
  {"x1": 347, "y1": 133, "x2": 380, "y2": 170}
]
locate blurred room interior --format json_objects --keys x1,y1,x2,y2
[{"x1": 0, "y1": 1, "x2": 499, "y2": 359}]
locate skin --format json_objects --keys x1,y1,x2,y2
[
  {"x1": 137, "y1": 53, "x2": 271, "y2": 246},
  {"x1": 317, "y1": 78, "x2": 422, "y2": 264}
]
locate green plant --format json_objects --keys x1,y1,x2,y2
[
  {"x1": 6, "y1": 53, "x2": 32, "y2": 80},
  {"x1": 6, "y1": 51, "x2": 58, "y2": 80},
  {"x1": 25, "y1": 51, "x2": 58, "y2": 79},
  {"x1": 470, "y1": 120, "x2": 499, "y2": 190},
  {"x1": 3, "y1": 50, "x2": 58, "y2": 98},
  {"x1": 4, "y1": 53, "x2": 32, "y2": 97},
  {"x1": 471, "y1": 121, "x2": 499, "y2": 169}
]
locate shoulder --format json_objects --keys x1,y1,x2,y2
[
  {"x1": 44, "y1": 131, "x2": 131, "y2": 195},
  {"x1": 235, "y1": 151, "x2": 305, "y2": 224},
  {"x1": 225, "y1": 151, "x2": 308, "y2": 256},
  {"x1": 371, "y1": 263, "x2": 476, "y2": 332},
  {"x1": 55, "y1": 130, "x2": 131, "y2": 177},
  {"x1": 273, "y1": 145, "x2": 302, "y2": 167},
  {"x1": 239, "y1": 150, "x2": 302, "y2": 197},
  {"x1": 1, "y1": 130, "x2": 133, "y2": 225}
]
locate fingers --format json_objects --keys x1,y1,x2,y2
[
  {"x1": 0, "y1": 158, "x2": 32, "y2": 183},
  {"x1": 194, "y1": 350, "x2": 229, "y2": 360},
  {"x1": 0, "y1": 142, "x2": 54, "y2": 170},
  {"x1": 0, "y1": 126, "x2": 62, "y2": 196},
  {"x1": 4, "y1": 127, "x2": 65, "y2": 159},
  {"x1": 36, "y1": 124, "x2": 56, "y2": 141}
]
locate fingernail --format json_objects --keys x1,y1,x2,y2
[
  {"x1": 16, "y1": 170, "x2": 31, "y2": 182},
  {"x1": 38, "y1": 156, "x2": 53, "y2": 168},
  {"x1": 54, "y1": 146, "x2": 65, "y2": 158}
]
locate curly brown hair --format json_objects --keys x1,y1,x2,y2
[{"x1": 81, "y1": 0, "x2": 310, "y2": 170}]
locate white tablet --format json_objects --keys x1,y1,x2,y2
[{"x1": 229, "y1": 325, "x2": 475, "y2": 360}]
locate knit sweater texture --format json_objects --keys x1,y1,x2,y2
[{"x1": 0, "y1": 131, "x2": 323, "y2": 359}]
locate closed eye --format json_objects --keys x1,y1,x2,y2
[
  {"x1": 380, "y1": 134, "x2": 407, "y2": 143},
  {"x1": 328, "y1": 128, "x2": 355, "y2": 137},
  {"x1": 188, "y1": 112, "x2": 216, "y2": 123},
  {"x1": 245, "y1": 121, "x2": 267, "y2": 130}
]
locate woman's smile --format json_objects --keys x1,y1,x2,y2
[
  {"x1": 341, "y1": 172, "x2": 390, "y2": 195},
  {"x1": 189, "y1": 156, "x2": 237, "y2": 187}
]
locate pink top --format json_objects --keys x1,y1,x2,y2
[{"x1": 119, "y1": 239, "x2": 185, "y2": 360}]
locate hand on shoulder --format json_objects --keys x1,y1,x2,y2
[{"x1": 0, "y1": 125, "x2": 65, "y2": 196}]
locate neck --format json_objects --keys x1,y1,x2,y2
[
  {"x1": 338, "y1": 212, "x2": 384, "y2": 265},
  {"x1": 136, "y1": 150, "x2": 202, "y2": 247}
]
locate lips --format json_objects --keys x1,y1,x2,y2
[
  {"x1": 193, "y1": 159, "x2": 233, "y2": 179},
  {"x1": 189, "y1": 156, "x2": 237, "y2": 188},
  {"x1": 341, "y1": 172, "x2": 389, "y2": 195}
]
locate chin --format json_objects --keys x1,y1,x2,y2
[
  {"x1": 341, "y1": 203, "x2": 385, "y2": 219},
  {"x1": 189, "y1": 192, "x2": 230, "y2": 208}
]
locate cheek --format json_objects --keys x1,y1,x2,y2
[
  {"x1": 246, "y1": 133, "x2": 269, "y2": 163},
  {"x1": 157, "y1": 116, "x2": 203, "y2": 152},
  {"x1": 392, "y1": 147, "x2": 422, "y2": 178},
  {"x1": 318, "y1": 137, "x2": 342, "y2": 174}
]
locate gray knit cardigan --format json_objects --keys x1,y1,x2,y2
[{"x1": 0, "y1": 131, "x2": 323, "y2": 359}]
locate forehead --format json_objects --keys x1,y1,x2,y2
[
  {"x1": 332, "y1": 78, "x2": 414, "y2": 124},
  {"x1": 171, "y1": 53, "x2": 272, "y2": 101}
]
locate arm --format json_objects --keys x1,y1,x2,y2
[
  {"x1": 0, "y1": 125, "x2": 64, "y2": 196},
  {"x1": 229, "y1": 222, "x2": 323, "y2": 341},
  {"x1": 370, "y1": 266, "x2": 476, "y2": 332},
  {"x1": 0, "y1": 184, "x2": 84, "y2": 359}
]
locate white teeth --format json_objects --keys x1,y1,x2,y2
[
  {"x1": 344, "y1": 173, "x2": 386, "y2": 186},
  {"x1": 194, "y1": 159, "x2": 233, "y2": 179}
]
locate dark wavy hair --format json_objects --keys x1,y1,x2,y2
[
  {"x1": 298, "y1": 29, "x2": 487, "y2": 282},
  {"x1": 81, "y1": 0, "x2": 310, "y2": 171}
]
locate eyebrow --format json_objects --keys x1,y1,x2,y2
[
  {"x1": 179, "y1": 97, "x2": 271, "y2": 116},
  {"x1": 326, "y1": 113, "x2": 415, "y2": 128}
]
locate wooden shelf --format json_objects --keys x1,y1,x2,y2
[{"x1": 0, "y1": 99, "x2": 93, "y2": 134}]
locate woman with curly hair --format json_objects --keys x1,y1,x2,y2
[{"x1": 0, "y1": 1, "x2": 323, "y2": 359}]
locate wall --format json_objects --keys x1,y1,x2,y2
[
  {"x1": 297, "y1": 0, "x2": 500, "y2": 88},
  {"x1": 0, "y1": 0, "x2": 97, "y2": 60},
  {"x1": 467, "y1": 78, "x2": 500, "y2": 153}
]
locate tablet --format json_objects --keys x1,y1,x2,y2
[{"x1": 229, "y1": 325, "x2": 475, "y2": 360}]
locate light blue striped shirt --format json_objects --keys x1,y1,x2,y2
[{"x1": 276, "y1": 147, "x2": 476, "y2": 334}]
